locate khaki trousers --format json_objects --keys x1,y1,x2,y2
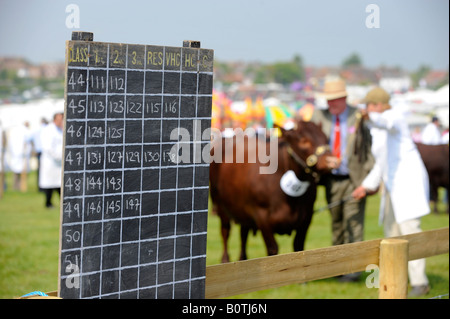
[{"x1": 326, "y1": 176, "x2": 366, "y2": 246}]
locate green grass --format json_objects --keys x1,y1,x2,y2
[
  {"x1": 0, "y1": 171, "x2": 448, "y2": 299},
  {"x1": 0, "y1": 172, "x2": 60, "y2": 298}
]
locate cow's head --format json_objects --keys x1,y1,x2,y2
[{"x1": 277, "y1": 121, "x2": 340, "y2": 178}]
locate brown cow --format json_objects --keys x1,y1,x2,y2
[
  {"x1": 209, "y1": 121, "x2": 338, "y2": 263},
  {"x1": 415, "y1": 142, "x2": 449, "y2": 213}
]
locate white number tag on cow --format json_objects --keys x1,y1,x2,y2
[{"x1": 280, "y1": 170, "x2": 310, "y2": 197}]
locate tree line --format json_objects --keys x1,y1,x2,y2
[{"x1": 215, "y1": 52, "x2": 449, "y2": 89}]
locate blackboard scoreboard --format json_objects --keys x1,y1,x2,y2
[{"x1": 58, "y1": 32, "x2": 213, "y2": 299}]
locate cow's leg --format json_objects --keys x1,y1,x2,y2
[
  {"x1": 253, "y1": 209, "x2": 278, "y2": 256},
  {"x1": 293, "y1": 211, "x2": 314, "y2": 252},
  {"x1": 293, "y1": 228, "x2": 307, "y2": 252},
  {"x1": 219, "y1": 214, "x2": 231, "y2": 263},
  {"x1": 430, "y1": 182, "x2": 438, "y2": 213},
  {"x1": 259, "y1": 225, "x2": 278, "y2": 256},
  {"x1": 239, "y1": 225, "x2": 250, "y2": 260}
]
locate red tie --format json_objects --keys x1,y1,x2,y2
[{"x1": 333, "y1": 116, "x2": 341, "y2": 159}]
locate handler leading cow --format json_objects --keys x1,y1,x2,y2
[{"x1": 209, "y1": 121, "x2": 340, "y2": 263}]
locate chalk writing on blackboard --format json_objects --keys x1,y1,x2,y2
[{"x1": 58, "y1": 34, "x2": 213, "y2": 299}]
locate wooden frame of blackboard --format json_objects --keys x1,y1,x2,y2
[{"x1": 58, "y1": 33, "x2": 213, "y2": 299}]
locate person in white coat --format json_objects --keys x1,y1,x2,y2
[
  {"x1": 352, "y1": 87, "x2": 431, "y2": 297},
  {"x1": 421, "y1": 116, "x2": 441, "y2": 145},
  {"x1": 6, "y1": 121, "x2": 32, "y2": 191},
  {"x1": 32, "y1": 118, "x2": 48, "y2": 192},
  {"x1": 39, "y1": 113, "x2": 64, "y2": 208}
]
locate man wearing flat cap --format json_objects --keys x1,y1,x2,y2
[
  {"x1": 352, "y1": 87, "x2": 431, "y2": 297},
  {"x1": 310, "y1": 78, "x2": 374, "y2": 282}
]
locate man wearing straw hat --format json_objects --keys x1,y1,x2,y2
[{"x1": 310, "y1": 78, "x2": 374, "y2": 282}]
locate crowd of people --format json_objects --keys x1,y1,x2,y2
[{"x1": 0, "y1": 113, "x2": 63, "y2": 208}]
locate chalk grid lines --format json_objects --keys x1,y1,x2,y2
[{"x1": 59, "y1": 40, "x2": 213, "y2": 299}]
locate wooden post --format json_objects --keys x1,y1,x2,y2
[
  {"x1": 378, "y1": 239, "x2": 409, "y2": 299},
  {"x1": 71, "y1": 31, "x2": 93, "y2": 41}
]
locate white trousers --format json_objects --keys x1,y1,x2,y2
[{"x1": 383, "y1": 192, "x2": 429, "y2": 287}]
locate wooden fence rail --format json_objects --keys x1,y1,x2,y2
[
  {"x1": 38, "y1": 227, "x2": 448, "y2": 299},
  {"x1": 205, "y1": 227, "x2": 449, "y2": 299}
]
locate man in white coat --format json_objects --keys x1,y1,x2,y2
[
  {"x1": 39, "y1": 113, "x2": 64, "y2": 208},
  {"x1": 421, "y1": 116, "x2": 441, "y2": 145},
  {"x1": 352, "y1": 87, "x2": 431, "y2": 297}
]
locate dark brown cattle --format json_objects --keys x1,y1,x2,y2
[
  {"x1": 415, "y1": 142, "x2": 449, "y2": 213},
  {"x1": 209, "y1": 121, "x2": 338, "y2": 263}
]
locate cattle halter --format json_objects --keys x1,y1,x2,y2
[{"x1": 286, "y1": 144, "x2": 330, "y2": 181}]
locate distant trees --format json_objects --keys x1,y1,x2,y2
[
  {"x1": 342, "y1": 53, "x2": 362, "y2": 68},
  {"x1": 253, "y1": 54, "x2": 305, "y2": 85},
  {"x1": 410, "y1": 64, "x2": 431, "y2": 87},
  {"x1": 0, "y1": 68, "x2": 64, "y2": 100},
  {"x1": 214, "y1": 52, "x2": 448, "y2": 89}
]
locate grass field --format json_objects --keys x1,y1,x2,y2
[{"x1": 0, "y1": 171, "x2": 448, "y2": 299}]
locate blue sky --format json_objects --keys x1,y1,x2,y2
[{"x1": 0, "y1": 0, "x2": 448, "y2": 70}]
